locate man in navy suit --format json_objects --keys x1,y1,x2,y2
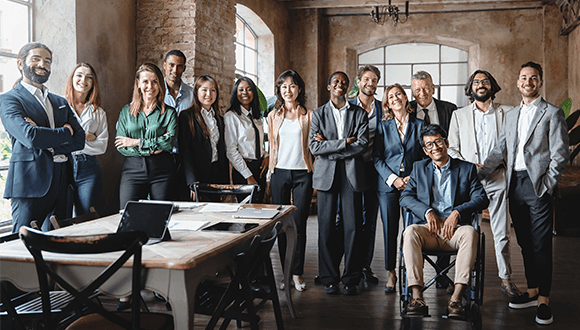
[
  {"x1": 0, "y1": 42, "x2": 84, "y2": 232},
  {"x1": 400, "y1": 124, "x2": 488, "y2": 318}
]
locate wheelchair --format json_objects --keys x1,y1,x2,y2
[{"x1": 398, "y1": 210, "x2": 485, "y2": 330}]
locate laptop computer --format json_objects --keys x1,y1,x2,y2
[{"x1": 117, "y1": 201, "x2": 174, "y2": 245}]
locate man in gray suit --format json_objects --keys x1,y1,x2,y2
[
  {"x1": 479, "y1": 62, "x2": 569, "y2": 325},
  {"x1": 309, "y1": 71, "x2": 369, "y2": 295},
  {"x1": 448, "y1": 70, "x2": 519, "y2": 298}
]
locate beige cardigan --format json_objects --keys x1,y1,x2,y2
[{"x1": 267, "y1": 105, "x2": 314, "y2": 173}]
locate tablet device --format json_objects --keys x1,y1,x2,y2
[
  {"x1": 202, "y1": 222, "x2": 259, "y2": 233},
  {"x1": 117, "y1": 201, "x2": 173, "y2": 245}
]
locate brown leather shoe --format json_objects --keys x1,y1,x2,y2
[
  {"x1": 447, "y1": 299, "x2": 465, "y2": 319},
  {"x1": 405, "y1": 298, "x2": 428, "y2": 315},
  {"x1": 500, "y1": 280, "x2": 522, "y2": 298}
]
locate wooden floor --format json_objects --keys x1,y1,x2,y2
[{"x1": 120, "y1": 214, "x2": 580, "y2": 330}]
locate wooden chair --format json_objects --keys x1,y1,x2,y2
[
  {"x1": 50, "y1": 206, "x2": 99, "y2": 229},
  {"x1": 195, "y1": 222, "x2": 284, "y2": 330},
  {"x1": 192, "y1": 183, "x2": 260, "y2": 203},
  {"x1": 19, "y1": 226, "x2": 174, "y2": 330}
]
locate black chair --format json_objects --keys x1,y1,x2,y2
[
  {"x1": 399, "y1": 211, "x2": 485, "y2": 330},
  {"x1": 192, "y1": 183, "x2": 260, "y2": 203},
  {"x1": 19, "y1": 226, "x2": 174, "y2": 330},
  {"x1": 195, "y1": 222, "x2": 284, "y2": 330},
  {"x1": 50, "y1": 206, "x2": 99, "y2": 229}
]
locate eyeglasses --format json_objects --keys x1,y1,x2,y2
[
  {"x1": 424, "y1": 138, "x2": 446, "y2": 150},
  {"x1": 472, "y1": 79, "x2": 491, "y2": 86}
]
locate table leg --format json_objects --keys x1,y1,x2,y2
[{"x1": 279, "y1": 213, "x2": 297, "y2": 318}]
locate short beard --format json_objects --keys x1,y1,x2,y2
[
  {"x1": 473, "y1": 90, "x2": 491, "y2": 102},
  {"x1": 23, "y1": 64, "x2": 50, "y2": 84}
]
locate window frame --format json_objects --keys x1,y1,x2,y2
[{"x1": 234, "y1": 14, "x2": 258, "y2": 85}]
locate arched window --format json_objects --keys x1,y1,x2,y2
[
  {"x1": 358, "y1": 43, "x2": 469, "y2": 107},
  {"x1": 235, "y1": 15, "x2": 258, "y2": 85}
]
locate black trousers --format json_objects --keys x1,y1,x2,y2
[
  {"x1": 317, "y1": 160, "x2": 363, "y2": 286},
  {"x1": 509, "y1": 170, "x2": 553, "y2": 296},
  {"x1": 119, "y1": 153, "x2": 175, "y2": 209},
  {"x1": 271, "y1": 168, "x2": 313, "y2": 275},
  {"x1": 231, "y1": 158, "x2": 266, "y2": 203},
  {"x1": 11, "y1": 162, "x2": 69, "y2": 233}
]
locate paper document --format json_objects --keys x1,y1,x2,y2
[
  {"x1": 199, "y1": 203, "x2": 240, "y2": 213},
  {"x1": 168, "y1": 220, "x2": 210, "y2": 231},
  {"x1": 173, "y1": 202, "x2": 206, "y2": 210}
]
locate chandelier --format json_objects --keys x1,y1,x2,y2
[{"x1": 371, "y1": 1, "x2": 409, "y2": 26}]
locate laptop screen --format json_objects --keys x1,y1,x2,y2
[{"x1": 117, "y1": 201, "x2": 173, "y2": 240}]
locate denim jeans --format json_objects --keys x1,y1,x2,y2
[{"x1": 70, "y1": 154, "x2": 103, "y2": 216}]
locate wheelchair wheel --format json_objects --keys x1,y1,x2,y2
[
  {"x1": 477, "y1": 232, "x2": 485, "y2": 306},
  {"x1": 470, "y1": 303, "x2": 482, "y2": 330},
  {"x1": 399, "y1": 256, "x2": 409, "y2": 317}
]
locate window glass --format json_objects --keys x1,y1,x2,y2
[
  {"x1": 385, "y1": 64, "x2": 411, "y2": 86},
  {"x1": 245, "y1": 48, "x2": 256, "y2": 75},
  {"x1": 441, "y1": 62, "x2": 468, "y2": 85},
  {"x1": 441, "y1": 45, "x2": 468, "y2": 62},
  {"x1": 234, "y1": 15, "x2": 258, "y2": 85},
  {"x1": 359, "y1": 47, "x2": 383, "y2": 64},
  {"x1": 386, "y1": 43, "x2": 439, "y2": 64}
]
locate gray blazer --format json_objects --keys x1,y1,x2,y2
[
  {"x1": 309, "y1": 101, "x2": 369, "y2": 192},
  {"x1": 478, "y1": 97, "x2": 569, "y2": 197}
]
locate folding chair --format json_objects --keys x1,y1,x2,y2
[
  {"x1": 50, "y1": 206, "x2": 99, "y2": 229},
  {"x1": 192, "y1": 183, "x2": 260, "y2": 203},
  {"x1": 19, "y1": 226, "x2": 174, "y2": 330},
  {"x1": 195, "y1": 222, "x2": 284, "y2": 330},
  {"x1": 399, "y1": 211, "x2": 485, "y2": 330}
]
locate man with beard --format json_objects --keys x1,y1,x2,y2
[
  {"x1": 0, "y1": 42, "x2": 84, "y2": 232},
  {"x1": 309, "y1": 71, "x2": 369, "y2": 295},
  {"x1": 479, "y1": 62, "x2": 568, "y2": 325},
  {"x1": 447, "y1": 70, "x2": 518, "y2": 298}
]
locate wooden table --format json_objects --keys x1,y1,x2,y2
[{"x1": 0, "y1": 203, "x2": 297, "y2": 329}]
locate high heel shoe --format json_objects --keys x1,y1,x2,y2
[
  {"x1": 293, "y1": 275, "x2": 306, "y2": 292},
  {"x1": 385, "y1": 271, "x2": 397, "y2": 293}
]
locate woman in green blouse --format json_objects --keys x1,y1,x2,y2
[{"x1": 115, "y1": 63, "x2": 177, "y2": 210}]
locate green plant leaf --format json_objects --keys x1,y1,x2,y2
[
  {"x1": 560, "y1": 98, "x2": 572, "y2": 118},
  {"x1": 348, "y1": 84, "x2": 359, "y2": 100}
]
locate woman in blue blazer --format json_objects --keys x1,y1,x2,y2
[{"x1": 374, "y1": 83, "x2": 425, "y2": 293}]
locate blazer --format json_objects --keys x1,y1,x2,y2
[
  {"x1": 478, "y1": 97, "x2": 569, "y2": 197},
  {"x1": 448, "y1": 102, "x2": 512, "y2": 164},
  {"x1": 374, "y1": 113, "x2": 425, "y2": 193},
  {"x1": 411, "y1": 98, "x2": 457, "y2": 134},
  {"x1": 309, "y1": 101, "x2": 369, "y2": 192},
  {"x1": 267, "y1": 105, "x2": 314, "y2": 173},
  {"x1": 348, "y1": 98, "x2": 382, "y2": 132},
  {"x1": 178, "y1": 109, "x2": 229, "y2": 187},
  {"x1": 0, "y1": 83, "x2": 85, "y2": 199},
  {"x1": 400, "y1": 157, "x2": 489, "y2": 225}
]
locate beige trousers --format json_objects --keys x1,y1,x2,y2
[{"x1": 403, "y1": 224, "x2": 478, "y2": 287}]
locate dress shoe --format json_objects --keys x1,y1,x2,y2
[
  {"x1": 500, "y1": 280, "x2": 521, "y2": 298},
  {"x1": 116, "y1": 299, "x2": 131, "y2": 311},
  {"x1": 342, "y1": 284, "x2": 358, "y2": 295},
  {"x1": 362, "y1": 268, "x2": 379, "y2": 284},
  {"x1": 293, "y1": 275, "x2": 306, "y2": 292},
  {"x1": 405, "y1": 298, "x2": 428, "y2": 315},
  {"x1": 384, "y1": 271, "x2": 397, "y2": 293},
  {"x1": 535, "y1": 303, "x2": 553, "y2": 325},
  {"x1": 314, "y1": 275, "x2": 322, "y2": 284},
  {"x1": 509, "y1": 292, "x2": 539, "y2": 309},
  {"x1": 324, "y1": 283, "x2": 339, "y2": 294},
  {"x1": 447, "y1": 299, "x2": 466, "y2": 319}
]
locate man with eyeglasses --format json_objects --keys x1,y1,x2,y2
[
  {"x1": 447, "y1": 70, "x2": 519, "y2": 298},
  {"x1": 400, "y1": 124, "x2": 489, "y2": 318},
  {"x1": 479, "y1": 62, "x2": 569, "y2": 325}
]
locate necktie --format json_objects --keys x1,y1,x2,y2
[
  {"x1": 248, "y1": 113, "x2": 261, "y2": 160},
  {"x1": 422, "y1": 108, "x2": 431, "y2": 125}
]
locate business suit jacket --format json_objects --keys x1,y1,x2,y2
[
  {"x1": 178, "y1": 109, "x2": 229, "y2": 187},
  {"x1": 374, "y1": 113, "x2": 425, "y2": 193},
  {"x1": 448, "y1": 102, "x2": 512, "y2": 164},
  {"x1": 309, "y1": 101, "x2": 369, "y2": 192},
  {"x1": 411, "y1": 98, "x2": 457, "y2": 134},
  {"x1": 400, "y1": 157, "x2": 489, "y2": 225},
  {"x1": 0, "y1": 83, "x2": 85, "y2": 199},
  {"x1": 478, "y1": 97, "x2": 569, "y2": 197}
]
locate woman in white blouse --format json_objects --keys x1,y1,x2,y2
[
  {"x1": 224, "y1": 77, "x2": 268, "y2": 202},
  {"x1": 64, "y1": 63, "x2": 108, "y2": 215},
  {"x1": 268, "y1": 70, "x2": 313, "y2": 291}
]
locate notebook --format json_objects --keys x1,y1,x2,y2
[{"x1": 117, "y1": 201, "x2": 174, "y2": 245}]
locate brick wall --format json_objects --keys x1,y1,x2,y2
[{"x1": 136, "y1": 0, "x2": 236, "y2": 113}]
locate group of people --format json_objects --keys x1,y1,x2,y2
[{"x1": 0, "y1": 42, "x2": 569, "y2": 326}]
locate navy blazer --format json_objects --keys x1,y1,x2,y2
[
  {"x1": 374, "y1": 113, "x2": 425, "y2": 193},
  {"x1": 178, "y1": 109, "x2": 229, "y2": 187},
  {"x1": 0, "y1": 83, "x2": 85, "y2": 199},
  {"x1": 400, "y1": 157, "x2": 489, "y2": 225},
  {"x1": 410, "y1": 98, "x2": 457, "y2": 134}
]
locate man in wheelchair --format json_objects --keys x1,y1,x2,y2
[{"x1": 399, "y1": 124, "x2": 489, "y2": 318}]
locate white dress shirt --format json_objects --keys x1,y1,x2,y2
[
  {"x1": 473, "y1": 102, "x2": 498, "y2": 164},
  {"x1": 72, "y1": 104, "x2": 108, "y2": 156},
  {"x1": 330, "y1": 101, "x2": 350, "y2": 140},
  {"x1": 224, "y1": 106, "x2": 267, "y2": 179},
  {"x1": 201, "y1": 107, "x2": 219, "y2": 162},
  {"x1": 356, "y1": 96, "x2": 377, "y2": 162},
  {"x1": 164, "y1": 79, "x2": 194, "y2": 114},
  {"x1": 415, "y1": 99, "x2": 440, "y2": 126},
  {"x1": 515, "y1": 96, "x2": 541, "y2": 171}
]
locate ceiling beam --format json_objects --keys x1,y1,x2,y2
[{"x1": 284, "y1": 0, "x2": 551, "y2": 10}]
